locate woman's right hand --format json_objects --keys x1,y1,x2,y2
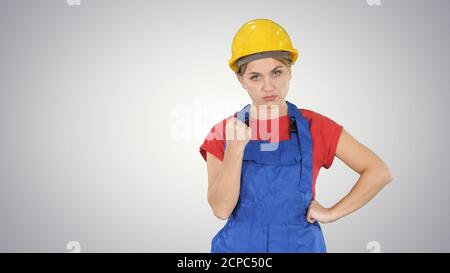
[{"x1": 225, "y1": 117, "x2": 252, "y2": 153}]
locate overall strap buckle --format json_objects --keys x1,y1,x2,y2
[{"x1": 290, "y1": 116, "x2": 298, "y2": 133}]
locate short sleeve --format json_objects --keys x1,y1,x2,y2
[
  {"x1": 199, "y1": 119, "x2": 227, "y2": 162},
  {"x1": 318, "y1": 113, "x2": 343, "y2": 169}
]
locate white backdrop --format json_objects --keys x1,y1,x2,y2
[{"x1": 0, "y1": 0, "x2": 449, "y2": 252}]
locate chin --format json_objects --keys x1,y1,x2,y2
[{"x1": 261, "y1": 101, "x2": 281, "y2": 106}]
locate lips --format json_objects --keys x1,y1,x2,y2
[{"x1": 262, "y1": 95, "x2": 278, "y2": 102}]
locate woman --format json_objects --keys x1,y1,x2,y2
[{"x1": 199, "y1": 18, "x2": 393, "y2": 253}]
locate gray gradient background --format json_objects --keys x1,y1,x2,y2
[{"x1": 0, "y1": 0, "x2": 449, "y2": 252}]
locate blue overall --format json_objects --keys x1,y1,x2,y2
[{"x1": 211, "y1": 101, "x2": 326, "y2": 253}]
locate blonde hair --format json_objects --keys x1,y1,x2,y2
[{"x1": 236, "y1": 57, "x2": 292, "y2": 76}]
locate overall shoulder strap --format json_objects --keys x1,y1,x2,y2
[{"x1": 286, "y1": 101, "x2": 314, "y2": 193}]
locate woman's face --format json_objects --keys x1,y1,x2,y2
[{"x1": 238, "y1": 57, "x2": 291, "y2": 114}]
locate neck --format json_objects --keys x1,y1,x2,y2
[{"x1": 250, "y1": 101, "x2": 288, "y2": 120}]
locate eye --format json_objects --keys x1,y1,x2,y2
[
  {"x1": 273, "y1": 70, "x2": 282, "y2": 77},
  {"x1": 250, "y1": 75, "x2": 260, "y2": 81}
]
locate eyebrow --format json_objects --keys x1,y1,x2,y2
[{"x1": 247, "y1": 65, "x2": 283, "y2": 75}]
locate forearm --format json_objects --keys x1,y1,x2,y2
[
  {"x1": 207, "y1": 145, "x2": 244, "y2": 219},
  {"x1": 329, "y1": 165, "x2": 393, "y2": 221}
]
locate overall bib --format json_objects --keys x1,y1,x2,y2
[{"x1": 211, "y1": 101, "x2": 326, "y2": 253}]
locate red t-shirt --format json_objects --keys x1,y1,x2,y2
[{"x1": 199, "y1": 108, "x2": 343, "y2": 198}]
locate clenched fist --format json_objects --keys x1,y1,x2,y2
[
  {"x1": 225, "y1": 117, "x2": 252, "y2": 152},
  {"x1": 306, "y1": 200, "x2": 337, "y2": 224}
]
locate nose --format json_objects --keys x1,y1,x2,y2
[{"x1": 262, "y1": 77, "x2": 275, "y2": 93}]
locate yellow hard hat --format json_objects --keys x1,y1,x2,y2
[{"x1": 228, "y1": 18, "x2": 299, "y2": 73}]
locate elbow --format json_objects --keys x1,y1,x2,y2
[
  {"x1": 379, "y1": 164, "x2": 393, "y2": 185},
  {"x1": 364, "y1": 162, "x2": 393, "y2": 186},
  {"x1": 213, "y1": 209, "x2": 230, "y2": 220},
  {"x1": 207, "y1": 197, "x2": 231, "y2": 220},
  {"x1": 210, "y1": 204, "x2": 231, "y2": 220}
]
